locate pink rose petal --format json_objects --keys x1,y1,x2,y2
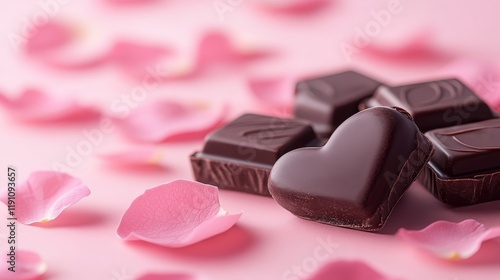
[
  {"x1": 361, "y1": 31, "x2": 452, "y2": 63},
  {"x1": 397, "y1": 219, "x2": 500, "y2": 260},
  {"x1": 113, "y1": 100, "x2": 227, "y2": 143},
  {"x1": 0, "y1": 171, "x2": 91, "y2": 225},
  {"x1": 0, "y1": 88, "x2": 101, "y2": 123},
  {"x1": 136, "y1": 273, "x2": 208, "y2": 280},
  {"x1": 306, "y1": 260, "x2": 401, "y2": 280},
  {"x1": 247, "y1": 75, "x2": 295, "y2": 113},
  {"x1": 0, "y1": 250, "x2": 46, "y2": 280},
  {"x1": 97, "y1": 147, "x2": 168, "y2": 168},
  {"x1": 117, "y1": 179, "x2": 242, "y2": 248},
  {"x1": 439, "y1": 59, "x2": 500, "y2": 111},
  {"x1": 106, "y1": 0, "x2": 160, "y2": 5},
  {"x1": 253, "y1": 0, "x2": 329, "y2": 14},
  {"x1": 108, "y1": 39, "x2": 172, "y2": 79},
  {"x1": 25, "y1": 21, "x2": 73, "y2": 55}
]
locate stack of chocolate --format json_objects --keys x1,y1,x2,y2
[{"x1": 190, "y1": 70, "x2": 500, "y2": 231}]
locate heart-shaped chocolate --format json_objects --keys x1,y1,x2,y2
[{"x1": 268, "y1": 107, "x2": 434, "y2": 231}]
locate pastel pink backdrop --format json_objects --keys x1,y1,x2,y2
[{"x1": 1, "y1": 1, "x2": 500, "y2": 279}]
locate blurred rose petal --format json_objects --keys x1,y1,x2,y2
[
  {"x1": 306, "y1": 260, "x2": 400, "y2": 280},
  {"x1": 253, "y1": 0, "x2": 329, "y2": 14},
  {"x1": 114, "y1": 100, "x2": 227, "y2": 143},
  {"x1": 0, "y1": 250, "x2": 46, "y2": 280},
  {"x1": 136, "y1": 273, "x2": 209, "y2": 280},
  {"x1": 117, "y1": 179, "x2": 242, "y2": 248},
  {"x1": 361, "y1": 31, "x2": 452, "y2": 63},
  {"x1": 247, "y1": 75, "x2": 295, "y2": 113},
  {"x1": 97, "y1": 147, "x2": 168, "y2": 168},
  {"x1": 106, "y1": 0, "x2": 160, "y2": 5},
  {"x1": 197, "y1": 31, "x2": 264, "y2": 67},
  {"x1": 25, "y1": 21, "x2": 73, "y2": 55},
  {"x1": 0, "y1": 171, "x2": 91, "y2": 225},
  {"x1": 397, "y1": 219, "x2": 500, "y2": 260},
  {"x1": 108, "y1": 39, "x2": 172, "y2": 79},
  {"x1": 439, "y1": 59, "x2": 500, "y2": 111},
  {"x1": 0, "y1": 88, "x2": 101, "y2": 123}
]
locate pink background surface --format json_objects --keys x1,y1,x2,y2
[{"x1": 1, "y1": 1, "x2": 500, "y2": 279}]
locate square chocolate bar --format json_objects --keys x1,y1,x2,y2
[
  {"x1": 293, "y1": 70, "x2": 381, "y2": 137},
  {"x1": 418, "y1": 118, "x2": 500, "y2": 206},
  {"x1": 190, "y1": 114, "x2": 322, "y2": 196},
  {"x1": 362, "y1": 78, "x2": 494, "y2": 132}
]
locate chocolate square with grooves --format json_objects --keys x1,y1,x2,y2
[
  {"x1": 418, "y1": 118, "x2": 500, "y2": 206},
  {"x1": 363, "y1": 78, "x2": 494, "y2": 132},
  {"x1": 191, "y1": 114, "x2": 322, "y2": 196}
]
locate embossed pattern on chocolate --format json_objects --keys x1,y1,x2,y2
[
  {"x1": 191, "y1": 114, "x2": 322, "y2": 196},
  {"x1": 418, "y1": 119, "x2": 500, "y2": 206},
  {"x1": 363, "y1": 79, "x2": 494, "y2": 132}
]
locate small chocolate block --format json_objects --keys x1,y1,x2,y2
[
  {"x1": 418, "y1": 119, "x2": 500, "y2": 206},
  {"x1": 363, "y1": 78, "x2": 494, "y2": 132},
  {"x1": 191, "y1": 114, "x2": 321, "y2": 196},
  {"x1": 293, "y1": 70, "x2": 381, "y2": 137}
]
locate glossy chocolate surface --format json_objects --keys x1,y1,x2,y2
[
  {"x1": 191, "y1": 114, "x2": 321, "y2": 196},
  {"x1": 363, "y1": 78, "x2": 494, "y2": 132},
  {"x1": 269, "y1": 107, "x2": 434, "y2": 231},
  {"x1": 418, "y1": 119, "x2": 500, "y2": 206},
  {"x1": 426, "y1": 119, "x2": 500, "y2": 177},
  {"x1": 294, "y1": 70, "x2": 381, "y2": 137}
]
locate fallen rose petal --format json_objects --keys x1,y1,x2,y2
[
  {"x1": 106, "y1": 0, "x2": 160, "y2": 5},
  {"x1": 136, "y1": 272, "x2": 209, "y2": 280},
  {"x1": 108, "y1": 39, "x2": 172, "y2": 79},
  {"x1": 438, "y1": 59, "x2": 500, "y2": 110},
  {"x1": 0, "y1": 250, "x2": 46, "y2": 280},
  {"x1": 247, "y1": 75, "x2": 295, "y2": 113},
  {"x1": 306, "y1": 260, "x2": 401, "y2": 280},
  {"x1": 0, "y1": 171, "x2": 91, "y2": 225},
  {"x1": 253, "y1": 0, "x2": 329, "y2": 14},
  {"x1": 197, "y1": 31, "x2": 268, "y2": 69},
  {"x1": 97, "y1": 147, "x2": 168, "y2": 168},
  {"x1": 397, "y1": 219, "x2": 500, "y2": 260},
  {"x1": 117, "y1": 179, "x2": 242, "y2": 247},
  {"x1": 0, "y1": 88, "x2": 100, "y2": 122},
  {"x1": 361, "y1": 31, "x2": 452, "y2": 63},
  {"x1": 113, "y1": 100, "x2": 227, "y2": 143},
  {"x1": 25, "y1": 21, "x2": 73, "y2": 55}
]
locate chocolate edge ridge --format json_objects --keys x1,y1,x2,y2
[
  {"x1": 365, "y1": 130, "x2": 434, "y2": 231},
  {"x1": 190, "y1": 152, "x2": 272, "y2": 197},
  {"x1": 417, "y1": 164, "x2": 500, "y2": 206}
]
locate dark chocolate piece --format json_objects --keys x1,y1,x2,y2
[
  {"x1": 362, "y1": 78, "x2": 494, "y2": 132},
  {"x1": 418, "y1": 119, "x2": 500, "y2": 206},
  {"x1": 268, "y1": 107, "x2": 434, "y2": 231},
  {"x1": 191, "y1": 114, "x2": 321, "y2": 196},
  {"x1": 294, "y1": 70, "x2": 381, "y2": 137}
]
